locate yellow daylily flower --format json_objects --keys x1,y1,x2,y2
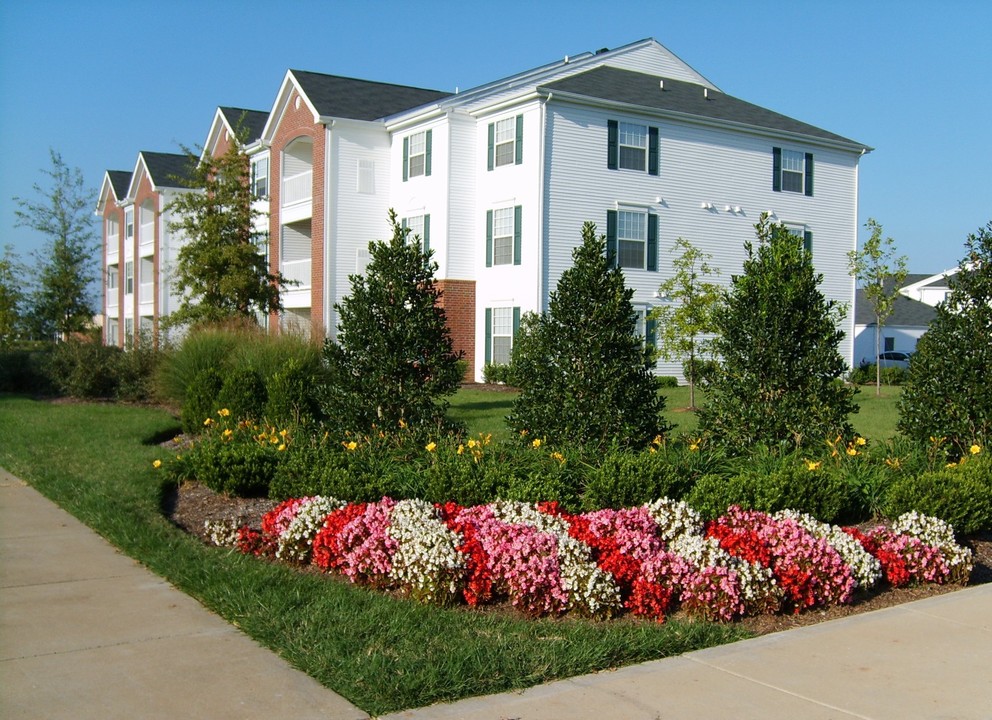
[
  {"x1": 277, "y1": 443, "x2": 286, "y2": 452},
  {"x1": 532, "y1": 438, "x2": 542, "y2": 449},
  {"x1": 425, "y1": 442, "x2": 437, "y2": 452},
  {"x1": 970, "y1": 444, "x2": 982, "y2": 455},
  {"x1": 203, "y1": 417, "x2": 214, "y2": 426},
  {"x1": 218, "y1": 408, "x2": 231, "y2": 417},
  {"x1": 152, "y1": 459, "x2": 162, "y2": 469},
  {"x1": 805, "y1": 459, "x2": 822, "y2": 471},
  {"x1": 846, "y1": 447, "x2": 858, "y2": 456},
  {"x1": 457, "y1": 444, "x2": 465, "y2": 455},
  {"x1": 855, "y1": 436, "x2": 866, "y2": 446},
  {"x1": 343, "y1": 441, "x2": 358, "y2": 451}
]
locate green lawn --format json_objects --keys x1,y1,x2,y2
[
  {"x1": 451, "y1": 384, "x2": 903, "y2": 442},
  {"x1": 0, "y1": 396, "x2": 746, "y2": 716}
]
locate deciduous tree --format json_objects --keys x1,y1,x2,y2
[
  {"x1": 13, "y1": 150, "x2": 97, "y2": 340},
  {"x1": 848, "y1": 218, "x2": 908, "y2": 395}
]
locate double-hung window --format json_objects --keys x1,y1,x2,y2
[
  {"x1": 606, "y1": 209, "x2": 658, "y2": 271},
  {"x1": 403, "y1": 130, "x2": 432, "y2": 180},
  {"x1": 486, "y1": 206, "x2": 522, "y2": 266},
  {"x1": 124, "y1": 207, "x2": 134, "y2": 241},
  {"x1": 484, "y1": 306, "x2": 521, "y2": 366},
  {"x1": 124, "y1": 261, "x2": 134, "y2": 295},
  {"x1": 402, "y1": 214, "x2": 431, "y2": 254},
  {"x1": 783, "y1": 222, "x2": 813, "y2": 253},
  {"x1": 107, "y1": 265, "x2": 118, "y2": 290},
  {"x1": 773, "y1": 147, "x2": 814, "y2": 196},
  {"x1": 251, "y1": 156, "x2": 269, "y2": 198},
  {"x1": 608, "y1": 120, "x2": 660, "y2": 175},
  {"x1": 632, "y1": 306, "x2": 657, "y2": 349},
  {"x1": 488, "y1": 115, "x2": 523, "y2": 169}
]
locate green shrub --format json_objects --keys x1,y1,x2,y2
[
  {"x1": 848, "y1": 362, "x2": 907, "y2": 386},
  {"x1": 45, "y1": 339, "x2": 121, "y2": 398},
  {"x1": 269, "y1": 441, "x2": 354, "y2": 500},
  {"x1": 884, "y1": 454, "x2": 992, "y2": 534},
  {"x1": 154, "y1": 324, "x2": 241, "y2": 406},
  {"x1": 657, "y1": 376, "x2": 679, "y2": 389},
  {"x1": 0, "y1": 346, "x2": 52, "y2": 394},
  {"x1": 185, "y1": 436, "x2": 279, "y2": 497},
  {"x1": 113, "y1": 335, "x2": 160, "y2": 402},
  {"x1": 687, "y1": 473, "x2": 754, "y2": 520},
  {"x1": 482, "y1": 363, "x2": 513, "y2": 385},
  {"x1": 181, "y1": 367, "x2": 223, "y2": 434},
  {"x1": 216, "y1": 367, "x2": 267, "y2": 422},
  {"x1": 583, "y1": 449, "x2": 684, "y2": 510},
  {"x1": 265, "y1": 357, "x2": 325, "y2": 427}
]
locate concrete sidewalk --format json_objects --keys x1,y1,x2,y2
[
  {"x1": 3, "y1": 468, "x2": 990, "y2": 720},
  {"x1": 0, "y1": 469, "x2": 368, "y2": 720}
]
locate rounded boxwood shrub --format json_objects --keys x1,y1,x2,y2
[
  {"x1": 884, "y1": 455, "x2": 992, "y2": 534},
  {"x1": 687, "y1": 473, "x2": 754, "y2": 520},
  {"x1": 269, "y1": 442, "x2": 356, "y2": 501},
  {"x1": 187, "y1": 438, "x2": 278, "y2": 497},
  {"x1": 216, "y1": 367, "x2": 267, "y2": 423},
  {"x1": 181, "y1": 367, "x2": 223, "y2": 435},
  {"x1": 265, "y1": 357, "x2": 324, "y2": 428}
]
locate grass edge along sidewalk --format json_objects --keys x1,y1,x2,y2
[{"x1": 0, "y1": 396, "x2": 747, "y2": 716}]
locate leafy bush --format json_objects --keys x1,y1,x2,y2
[
  {"x1": 884, "y1": 453, "x2": 992, "y2": 534},
  {"x1": 698, "y1": 215, "x2": 857, "y2": 449},
  {"x1": 899, "y1": 222, "x2": 992, "y2": 457},
  {"x1": 183, "y1": 432, "x2": 280, "y2": 497},
  {"x1": 687, "y1": 463, "x2": 854, "y2": 523},
  {"x1": 45, "y1": 339, "x2": 121, "y2": 398},
  {"x1": 181, "y1": 368, "x2": 223, "y2": 434},
  {"x1": 508, "y1": 222, "x2": 669, "y2": 448},
  {"x1": 113, "y1": 334, "x2": 160, "y2": 402},
  {"x1": 657, "y1": 376, "x2": 679, "y2": 389},
  {"x1": 482, "y1": 363, "x2": 513, "y2": 385},
  {"x1": 216, "y1": 367, "x2": 267, "y2": 422},
  {"x1": 848, "y1": 362, "x2": 906, "y2": 386},
  {"x1": 269, "y1": 441, "x2": 355, "y2": 500},
  {"x1": 265, "y1": 357, "x2": 325, "y2": 428},
  {"x1": 155, "y1": 324, "x2": 241, "y2": 405},
  {"x1": 0, "y1": 346, "x2": 52, "y2": 394}
]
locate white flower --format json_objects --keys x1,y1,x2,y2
[{"x1": 277, "y1": 496, "x2": 346, "y2": 563}]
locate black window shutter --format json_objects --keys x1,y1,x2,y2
[
  {"x1": 647, "y1": 213, "x2": 658, "y2": 271},
  {"x1": 485, "y1": 210, "x2": 493, "y2": 268},
  {"x1": 425, "y1": 130, "x2": 432, "y2": 176},
  {"x1": 772, "y1": 147, "x2": 781, "y2": 192},
  {"x1": 803, "y1": 230, "x2": 813, "y2": 254},
  {"x1": 606, "y1": 210, "x2": 618, "y2": 268},
  {"x1": 607, "y1": 120, "x2": 618, "y2": 170},
  {"x1": 484, "y1": 308, "x2": 492, "y2": 364},
  {"x1": 487, "y1": 123, "x2": 495, "y2": 171},
  {"x1": 423, "y1": 214, "x2": 431, "y2": 255},
  {"x1": 648, "y1": 127, "x2": 659, "y2": 176},
  {"x1": 513, "y1": 205, "x2": 522, "y2": 265},
  {"x1": 402, "y1": 137, "x2": 409, "y2": 182},
  {"x1": 515, "y1": 114, "x2": 524, "y2": 165},
  {"x1": 804, "y1": 153, "x2": 814, "y2": 196},
  {"x1": 512, "y1": 307, "x2": 521, "y2": 337}
]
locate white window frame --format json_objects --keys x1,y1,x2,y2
[
  {"x1": 617, "y1": 209, "x2": 647, "y2": 270},
  {"x1": 106, "y1": 264, "x2": 118, "y2": 290},
  {"x1": 405, "y1": 214, "x2": 426, "y2": 247},
  {"x1": 494, "y1": 117, "x2": 516, "y2": 168},
  {"x1": 618, "y1": 122, "x2": 647, "y2": 171},
  {"x1": 490, "y1": 307, "x2": 514, "y2": 366},
  {"x1": 124, "y1": 207, "x2": 134, "y2": 240},
  {"x1": 251, "y1": 156, "x2": 269, "y2": 198},
  {"x1": 124, "y1": 260, "x2": 134, "y2": 295},
  {"x1": 407, "y1": 131, "x2": 427, "y2": 178},
  {"x1": 491, "y1": 207, "x2": 514, "y2": 266},
  {"x1": 780, "y1": 149, "x2": 805, "y2": 193}
]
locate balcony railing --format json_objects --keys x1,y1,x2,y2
[
  {"x1": 282, "y1": 170, "x2": 312, "y2": 206},
  {"x1": 281, "y1": 258, "x2": 311, "y2": 288},
  {"x1": 139, "y1": 223, "x2": 155, "y2": 248},
  {"x1": 107, "y1": 293, "x2": 119, "y2": 309},
  {"x1": 139, "y1": 281, "x2": 154, "y2": 304}
]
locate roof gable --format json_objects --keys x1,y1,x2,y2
[
  {"x1": 126, "y1": 151, "x2": 195, "y2": 199},
  {"x1": 95, "y1": 170, "x2": 132, "y2": 214},
  {"x1": 204, "y1": 107, "x2": 269, "y2": 159},
  {"x1": 538, "y1": 66, "x2": 869, "y2": 151},
  {"x1": 855, "y1": 288, "x2": 937, "y2": 327}
]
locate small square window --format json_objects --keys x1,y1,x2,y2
[{"x1": 883, "y1": 337, "x2": 895, "y2": 352}]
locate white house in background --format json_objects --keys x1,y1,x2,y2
[
  {"x1": 899, "y1": 268, "x2": 958, "y2": 307},
  {"x1": 853, "y1": 274, "x2": 938, "y2": 365},
  {"x1": 100, "y1": 38, "x2": 872, "y2": 381}
]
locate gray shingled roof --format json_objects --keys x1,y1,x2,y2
[
  {"x1": 290, "y1": 71, "x2": 450, "y2": 121},
  {"x1": 219, "y1": 107, "x2": 269, "y2": 142},
  {"x1": 107, "y1": 170, "x2": 132, "y2": 200},
  {"x1": 140, "y1": 151, "x2": 196, "y2": 188},
  {"x1": 539, "y1": 66, "x2": 869, "y2": 150},
  {"x1": 855, "y1": 286, "x2": 937, "y2": 327}
]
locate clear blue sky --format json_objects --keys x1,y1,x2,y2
[{"x1": 2, "y1": 0, "x2": 989, "y2": 275}]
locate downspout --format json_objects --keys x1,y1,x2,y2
[
  {"x1": 325, "y1": 120, "x2": 334, "y2": 340},
  {"x1": 538, "y1": 93, "x2": 552, "y2": 313}
]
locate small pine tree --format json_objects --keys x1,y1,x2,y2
[
  {"x1": 899, "y1": 222, "x2": 992, "y2": 457},
  {"x1": 321, "y1": 210, "x2": 463, "y2": 435},
  {"x1": 698, "y1": 214, "x2": 857, "y2": 449},
  {"x1": 508, "y1": 221, "x2": 669, "y2": 448}
]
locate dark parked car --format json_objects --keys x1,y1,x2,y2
[{"x1": 877, "y1": 351, "x2": 912, "y2": 369}]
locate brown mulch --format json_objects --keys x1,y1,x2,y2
[{"x1": 164, "y1": 480, "x2": 991, "y2": 636}]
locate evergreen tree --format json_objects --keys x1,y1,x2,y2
[
  {"x1": 321, "y1": 211, "x2": 463, "y2": 435},
  {"x1": 698, "y1": 214, "x2": 857, "y2": 449},
  {"x1": 848, "y1": 218, "x2": 908, "y2": 395},
  {"x1": 165, "y1": 130, "x2": 285, "y2": 328},
  {"x1": 13, "y1": 150, "x2": 97, "y2": 340},
  {"x1": 899, "y1": 222, "x2": 992, "y2": 457},
  {"x1": 508, "y1": 221, "x2": 668, "y2": 448},
  {"x1": 650, "y1": 237, "x2": 722, "y2": 409}
]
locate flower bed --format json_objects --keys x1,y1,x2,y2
[{"x1": 211, "y1": 498, "x2": 973, "y2": 623}]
